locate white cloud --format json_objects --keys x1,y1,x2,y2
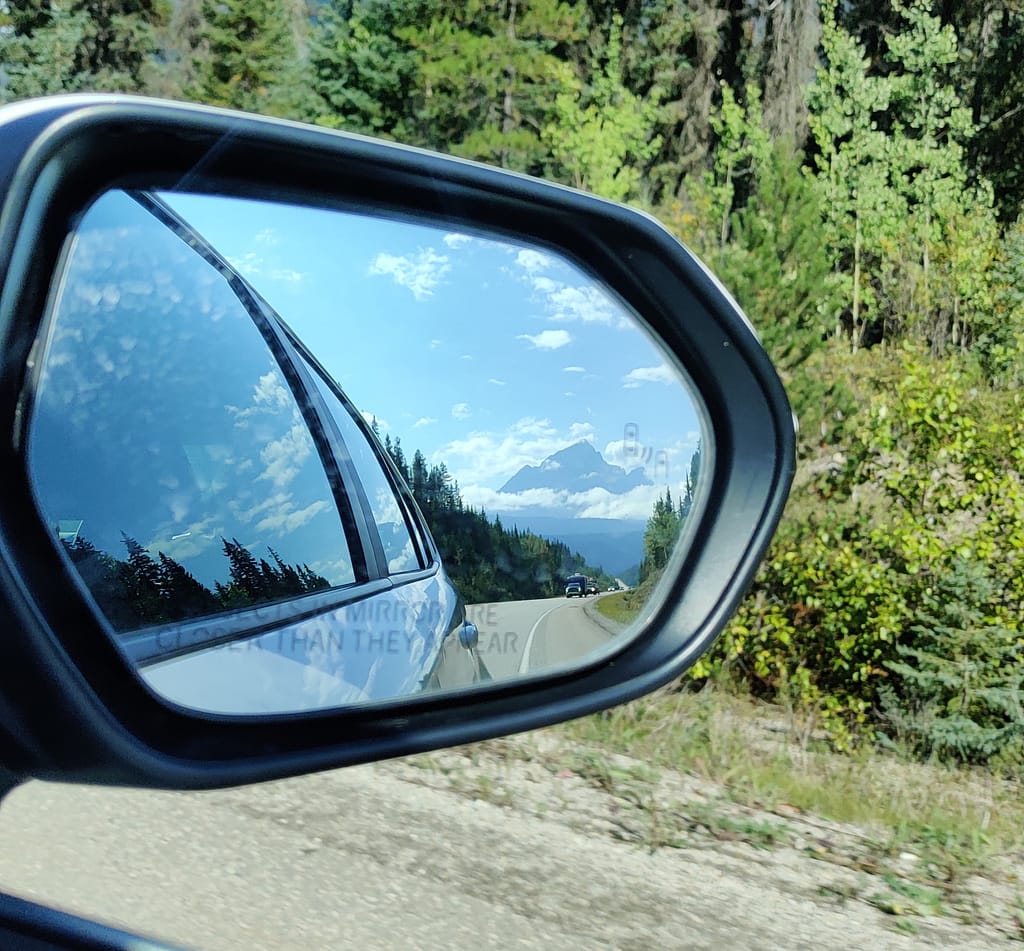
[
  {"x1": 511, "y1": 261, "x2": 631, "y2": 329},
  {"x1": 413, "y1": 416, "x2": 437, "y2": 428},
  {"x1": 256, "y1": 498, "x2": 331, "y2": 534},
  {"x1": 569, "y1": 422, "x2": 595, "y2": 441},
  {"x1": 443, "y1": 233, "x2": 471, "y2": 249},
  {"x1": 430, "y1": 339, "x2": 442, "y2": 349},
  {"x1": 488, "y1": 378, "x2": 506, "y2": 386},
  {"x1": 368, "y1": 248, "x2": 449, "y2": 301},
  {"x1": 460, "y1": 482, "x2": 673, "y2": 521},
  {"x1": 252, "y1": 370, "x2": 291, "y2": 411},
  {"x1": 563, "y1": 366, "x2": 586, "y2": 374},
  {"x1": 270, "y1": 268, "x2": 304, "y2": 283},
  {"x1": 623, "y1": 364, "x2": 678, "y2": 388},
  {"x1": 514, "y1": 249, "x2": 552, "y2": 274},
  {"x1": 603, "y1": 435, "x2": 702, "y2": 483},
  {"x1": 435, "y1": 416, "x2": 582, "y2": 486},
  {"x1": 518, "y1": 329, "x2": 571, "y2": 350},
  {"x1": 259, "y1": 422, "x2": 314, "y2": 489},
  {"x1": 546, "y1": 284, "x2": 622, "y2": 326},
  {"x1": 226, "y1": 252, "x2": 305, "y2": 284},
  {"x1": 451, "y1": 402, "x2": 471, "y2": 420}
]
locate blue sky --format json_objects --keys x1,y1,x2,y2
[{"x1": 165, "y1": 193, "x2": 704, "y2": 520}]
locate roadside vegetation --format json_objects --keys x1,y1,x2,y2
[
  {"x1": 5, "y1": 1, "x2": 1024, "y2": 776},
  {"x1": 403, "y1": 686, "x2": 1024, "y2": 933},
  {"x1": 559, "y1": 684, "x2": 1024, "y2": 929}
]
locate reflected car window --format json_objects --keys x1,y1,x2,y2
[
  {"x1": 27, "y1": 191, "x2": 357, "y2": 633},
  {"x1": 300, "y1": 355, "x2": 423, "y2": 574}
]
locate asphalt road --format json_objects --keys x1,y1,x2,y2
[{"x1": 466, "y1": 595, "x2": 620, "y2": 680}]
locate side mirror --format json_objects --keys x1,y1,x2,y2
[{"x1": 0, "y1": 95, "x2": 794, "y2": 790}]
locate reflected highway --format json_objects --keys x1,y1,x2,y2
[{"x1": 465, "y1": 595, "x2": 622, "y2": 680}]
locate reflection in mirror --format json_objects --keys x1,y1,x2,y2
[{"x1": 26, "y1": 188, "x2": 707, "y2": 716}]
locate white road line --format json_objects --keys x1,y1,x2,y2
[{"x1": 517, "y1": 602, "x2": 565, "y2": 675}]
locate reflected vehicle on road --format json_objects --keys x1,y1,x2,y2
[
  {"x1": 27, "y1": 190, "x2": 489, "y2": 715},
  {"x1": 565, "y1": 573, "x2": 586, "y2": 598}
]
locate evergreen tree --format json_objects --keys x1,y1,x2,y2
[
  {"x1": 305, "y1": 0, "x2": 433, "y2": 139},
  {"x1": 640, "y1": 488, "x2": 680, "y2": 582},
  {"x1": 884, "y1": 559, "x2": 1024, "y2": 769},
  {"x1": 157, "y1": 552, "x2": 220, "y2": 621},
  {"x1": 120, "y1": 533, "x2": 165, "y2": 624},
  {"x1": 191, "y1": 0, "x2": 298, "y2": 115},
  {"x1": 0, "y1": 0, "x2": 168, "y2": 98}
]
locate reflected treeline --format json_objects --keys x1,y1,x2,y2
[
  {"x1": 61, "y1": 533, "x2": 330, "y2": 632},
  {"x1": 378, "y1": 431, "x2": 613, "y2": 602}
]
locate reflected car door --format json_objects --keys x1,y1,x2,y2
[{"x1": 27, "y1": 189, "x2": 484, "y2": 714}]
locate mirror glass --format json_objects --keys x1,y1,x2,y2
[{"x1": 26, "y1": 187, "x2": 707, "y2": 716}]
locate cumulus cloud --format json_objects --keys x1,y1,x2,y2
[
  {"x1": 443, "y1": 233, "x2": 471, "y2": 249},
  {"x1": 518, "y1": 329, "x2": 571, "y2": 350},
  {"x1": 603, "y1": 435, "x2": 703, "y2": 484},
  {"x1": 413, "y1": 416, "x2": 437, "y2": 428},
  {"x1": 514, "y1": 249, "x2": 552, "y2": 273},
  {"x1": 460, "y1": 482, "x2": 672, "y2": 521},
  {"x1": 259, "y1": 421, "x2": 314, "y2": 489},
  {"x1": 435, "y1": 416, "x2": 581, "y2": 486},
  {"x1": 368, "y1": 248, "x2": 449, "y2": 301},
  {"x1": 256, "y1": 498, "x2": 331, "y2": 534},
  {"x1": 623, "y1": 364, "x2": 678, "y2": 388},
  {"x1": 488, "y1": 378, "x2": 506, "y2": 386},
  {"x1": 509, "y1": 255, "x2": 631, "y2": 329},
  {"x1": 563, "y1": 366, "x2": 585, "y2": 374},
  {"x1": 545, "y1": 284, "x2": 622, "y2": 326},
  {"x1": 451, "y1": 402, "x2": 471, "y2": 420}
]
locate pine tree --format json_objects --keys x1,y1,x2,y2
[
  {"x1": 884, "y1": 559, "x2": 1024, "y2": 769},
  {"x1": 191, "y1": 0, "x2": 297, "y2": 115},
  {"x1": 0, "y1": 0, "x2": 168, "y2": 98}
]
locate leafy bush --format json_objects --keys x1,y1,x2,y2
[{"x1": 693, "y1": 345, "x2": 1024, "y2": 764}]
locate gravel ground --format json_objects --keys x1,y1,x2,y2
[{"x1": 0, "y1": 730, "x2": 1018, "y2": 950}]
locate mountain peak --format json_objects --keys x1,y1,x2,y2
[{"x1": 499, "y1": 441, "x2": 651, "y2": 495}]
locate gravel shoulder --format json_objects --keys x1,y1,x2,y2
[{"x1": 0, "y1": 727, "x2": 1017, "y2": 950}]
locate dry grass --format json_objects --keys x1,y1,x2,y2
[{"x1": 555, "y1": 685, "x2": 1024, "y2": 887}]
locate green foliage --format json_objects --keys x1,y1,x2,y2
[
  {"x1": 880, "y1": 558, "x2": 1024, "y2": 770},
  {"x1": 0, "y1": 0, "x2": 169, "y2": 97},
  {"x1": 700, "y1": 345, "x2": 1024, "y2": 761},
  {"x1": 638, "y1": 443, "x2": 701, "y2": 586},
  {"x1": 640, "y1": 488, "x2": 680, "y2": 584},
  {"x1": 190, "y1": 0, "x2": 299, "y2": 115},
  {"x1": 314, "y1": 0, "x2": 586, "y2": 172},
  {"x1": 305, "y1": 0, "x2": 433, "y2": 139},
  {"x1": 542, "y1": 13, "x2": 661, "y2": 201}
]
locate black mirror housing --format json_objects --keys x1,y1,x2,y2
[{"x1": 0, "y1": 95, "x2": 794, "y2": 790}]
